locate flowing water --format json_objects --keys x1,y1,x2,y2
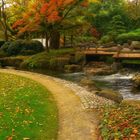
[
  {"x1": 62, "y1": 72, "x2": 140, "y2": 100},
  {"x1": 28, "y1": 68, "x2": 140, "y2": 100}
]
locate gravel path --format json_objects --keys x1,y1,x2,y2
[
  {"x1": 53, "y1": 78, "x2": 115, "y2": 109},
  {"x1": 0, "y1": 69, "x2": 114, "y2": 140}
]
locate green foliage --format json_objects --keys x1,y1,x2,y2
[
  {"x1": 87, "y1": 0, "x2": 140, "y2": 40},
  {"x1": 20, "y1": 48, "x2": 74, "y2": 70},
  {"x1": 46, "y1": 48, "x2": 74, "y2": 57},
  {"x1": 75, "y1": 53, "x2": 85, "y2": 64},
  {"x1": 122, "y1": 59, "x2": 140, "y2": 65},
  {"x1": 100, "y1": 35, "x2": 112, "y2": 44},
  {"x1": 75, "y1": 36, "x2": 96, "y2": 43},
  {"x1": 0, "y1": 40, "x2": 5, "y2": 47},
  {"x1": 116, "y1": 29, "x2": 140, "y2": 43},
  {"x1": 20, "y1": 50, "x2": 37, "y2": 56},
  {"x1": 0, "y1": 73, "x2": 58, "y2": 139},
  {"x1": 99, "y1": 104, "x2": 140, "y2": 140},
  {"x1": 0, "y1": 50, "x2": 8, "y2": 58},
  {"x1": 1, "y1": 40, "x2": 44, "y2": 56},
  {"x1": 0, "y1": 56, "x2": 28, "y2": 67},
  {"x1": 105, "y1": 56, "x2": 115, "y2": 64},
  {"x1": 1, "y1": 41, "x2": 11, "y2": 53},
  {"x1": 87, "y1": 0, "x2": 129, "y2": 36},
  {"x1": 109, "y1": 15, "x2": 126, "y2": 35}
]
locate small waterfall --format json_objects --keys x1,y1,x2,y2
[
  {"x1": 92, "y1": 73, "x2": 140, "y2": 100},
  {"x1": 62, "y1": 72, "x2": 140, "y2": 100}
]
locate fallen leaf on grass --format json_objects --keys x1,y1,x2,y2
[
  {"x1": 7, "y1": 136, "x2": 13, "y2": 140},
  {"x1": 25, "y1": 108, "x2": 30, "y2": 114},
  {"x1": 23, "y1": 138, "x2": 30, "y2": 140},
  {"x1": 15, "y1": 107, "x2": 20, "y2": 113}
]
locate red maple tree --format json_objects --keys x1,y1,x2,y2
[{"x1": 12, "y1": 0, "x2": 88, "y2": 50}]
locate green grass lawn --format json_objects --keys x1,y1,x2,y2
[{"x1": 0, "y1": 73, "x2": 58, "y2": 140}]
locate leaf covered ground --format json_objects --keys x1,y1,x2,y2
[
  {"x1": 99, "y1": 103, "x2": 140, "y2": 140},
  {"x1": 0, "y1": 72, "x2": 58, "y2": 140}
]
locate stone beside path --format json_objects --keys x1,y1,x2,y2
[
  {"x1": 0, "y1": 69, "x2": 114, "y2": 140},
  {"x1": 53, "y1": 78, "x2": 115, "y2": 109}
]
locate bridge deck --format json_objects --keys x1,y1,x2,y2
[
  {"x1": 81, "y1": 50, "x2": 140, "y2": 59},
  {"x1": 113, "y1": 53, "x2": 140, "y2": 59}
]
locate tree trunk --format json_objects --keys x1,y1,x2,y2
[
  {"x1": 1, "y1": 0, "x2": 8, "y2": 41},
  {"x1": 117, "y1": 44, "x2": 122, "y2": 57},
  {"x1": 4, "y1": 25, "x2": 8, "y2": 41},
  {"x1": 45, "y1": 32, "x2": 49, "y2": 52},
  {"x1": 50, "y1": 30, "x2": 60, "y2": 49}
]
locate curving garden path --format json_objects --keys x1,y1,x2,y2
[{"x1": 0, "y1": 69, "x2": 99, "y2": 140}]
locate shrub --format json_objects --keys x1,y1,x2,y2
[
  {"x1": 105, "y1": 56, "x2": 115, "y2": 64},
  {"x1": 75, "y1": 36, "x2": 97, "y2": 44},
  {"x1": 0, "y1": 40, "x2": 5, "y2": 48},
  {"x1": 0, "y1": 50, "x2": 8, "y2": 58},
  {"x1": 116, "y1": 28, "x2": 140, "y2": 43},
  {"x1": 0, "y1": 41, "x2": 11, "y2": 53},
  {"x1": 21, "y1": 40, "x2": 44, "y2": 52},
  {"x1": 20, "y1": 50, "x2": 37, "y2": 55},
  {"x1": 100, "y1": 35, "x2": 112, "y2": 44},
  {"x1": 0, "y1": 56, "x2": 28, "y2": 67},
  {"x1": 74, "y1": 53, "x2": 85, "y2": 64},
  {"x1": 6, "y1": 40, "x2": 23, "y2": 55},
  {"x1": 20, "y1": 49, "x2": 73, "y2": 71},
  {"x1": 49, "y1": 57, "x2": 70, "y2": 70},
  {"x1": 1, "y1": 40, "x2": 44, "y2": 56}
]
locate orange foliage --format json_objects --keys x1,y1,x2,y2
[
  {"x1": 12, "y1": 0, "x2": 88, "y2": 35},
  {"x1": 12, "y1": 19, "x2": 25, "y2": 29},
  {"x1": 80, "y1": 0, "x2": 89, "y2": 7},
  {"x1": 90, "y1": 27, "x2": 100, "y2": 38}
]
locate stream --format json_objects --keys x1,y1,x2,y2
[
  {"x1": 61, "y1": 72, "x2": 140, "y2": 100},
  {"x1": 28, "y1": 68, "x2": 140, "y2": 100}
]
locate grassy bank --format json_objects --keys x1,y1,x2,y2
[
  {"x1": 20, "y1": 48, "x2": 75, "y2": 70},
  {"x1": 0, "y1": 73, "x2": 58, "y2": 140}
]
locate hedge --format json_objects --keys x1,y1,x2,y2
[
  {"x1": 1, "y1": 40, "x2": 44, "y2": 56},
  {"x1": 116, "y1": 29, "x2": 140, "y2": 43}
]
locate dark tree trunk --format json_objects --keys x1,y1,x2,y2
[
  {"x1": 63, "y1": 34, "x2": 66, "y2": 48},
  {"x1": 50, "y1": 30, "x2": 60, "y2": 49}
]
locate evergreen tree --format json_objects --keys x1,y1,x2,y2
[{"x1": 108, "y1": 15, "x2": 126, "y2": 42}]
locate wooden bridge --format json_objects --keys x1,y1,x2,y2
[
  {"x1": 80, "y1": 48, "x2": 140, "y2": 60},
  {"x1": 113, "y1": 53, "x2": 140, "y2": 59}
]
